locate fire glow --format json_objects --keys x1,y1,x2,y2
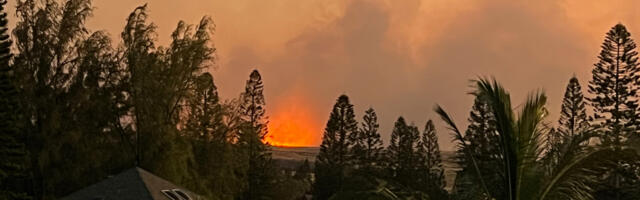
[{"x1": 265, "y1": 94, "x2": 322, "y2": 147}]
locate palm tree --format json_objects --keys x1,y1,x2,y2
[{"x1": 435, "y1": 78, "x2": 639, "y2": 200}]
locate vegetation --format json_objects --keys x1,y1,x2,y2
[
  {"x1": 0, "y1": 0, "x2": 29, "y2": 199},
  {"x1": 588, "y1": 23, "x2": 640, "y2": 200},
  {"x1": 0, "y1": 1, "x2": 638, "y2": 200},
  {"x1": 314, "y1": 95, "x2": 358, "y2": 200}
]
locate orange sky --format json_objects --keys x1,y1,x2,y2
[{"x1": 7, "y1": 0, "x2": 640, "y2": 150}]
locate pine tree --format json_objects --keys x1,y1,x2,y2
[
  {"x1": 387, "y1": 117, "x2": 421, "y2": 188},
  {"x1": 558, "y1": 76, "x2": 588, "y2": 138},
  {"x1": 313, "y1": 95, "x2": 358, "y2": 200},
  {"x1": 0, "y1": 1, "x2": 29, "y2": 198},
  {"x1": 417, "y1": 120, "x2": 447, "y2": 199},
  {"x1": 350, "y1": 107, "x2": 384, "y2": 173},
  {"x1": 452, "y1": 97, "x2": 504, "y2": 199},
  {"x1": 588, "y1": 23, "x2": 640, "y2": 145},
  {"x1": 238, "y1": 69, "x2": 272, "y2": 200},
  {"x1": 589, "y1": 23, "x2": 640, "y2": 200},
  {"x1": 545, "y1": 77, "x2": 588, "y2": 169}
]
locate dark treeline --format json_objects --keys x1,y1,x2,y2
[
  {"x1": 0, "y1": 0, "x2": 310, "y2": 199},
  {"x1": 1, "y1": 1, "x2": 640, "y2": 200},
  {"x1": 312, "y1": 95, "x2": 447, "y2": 199}
]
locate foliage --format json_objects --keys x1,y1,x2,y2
[
  {"x1": 437, "y1": 78, "x2": 640, "y2": 200},
  {"x1": 0, "y1": 0, "x2": 30, "y2": 198},
  {"x1": 451, "y1": 96, "x2": 504, "y2": 200},
  {"x1": 588, "y1": 23, "x2": 640, "y2": 145},
  {"x1": 2, "y1": 1, "x2": 640, "y2": 200},
  {"x1": 588, "y1": 23, "x2": 640, "y2": 200},
  {"x1": 238, "y1": 69, "x2": 274, "y2": 200},
  {"x1": 350, "y1": 108, "x2": 385, "y2": 174},
  {"x1": 558, "y1": 76, "x2": 588, "y2": 138},
  {"x1": 416, "y1": 120, "x2": 448, "y2": 199},
  {"x1": 314, "y1": 95, "x2": 358, "y2": 200}
]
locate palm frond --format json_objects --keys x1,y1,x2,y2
[
  {"x1": 473, "y1": 78, "x2": 517, "y2": 200},
  {"x1": 539, "y1": 145, "x2": 638, "y2": 200},
  {"x1": 515, "y1": 91, "x2": 548, "y2": 199},
  {"x1": 434, "y1": 105, "x2": 491, "y2": 198}
]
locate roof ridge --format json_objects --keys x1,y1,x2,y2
[{"x1": 133, "y1": 167, "x2": 155, "y2": 200}]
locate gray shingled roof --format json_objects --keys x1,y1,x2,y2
[{"x1": 63, "y1": 167, "x2": 201, "y2": 200}]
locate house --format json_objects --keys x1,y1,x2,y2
[{"x1": 63, "y1": 167, "x2": 202, "y2": 200}]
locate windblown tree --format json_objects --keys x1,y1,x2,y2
[
  {"x1": 183, "y1": 73, "x2": 224, "y2": 141},
  {"x1": 417, "y1": 120, "x2": 448, "y2": 199},
  {"x1": 313, "y1": 95, "x2": 358, "y2": 200},
  {"x1": 238, "y1": 69, "x2": 273, "y2": 200},
  {"x1": 11, "y1": 0, "x2": 221, "y2": 197},
  {"x1": 120, "y1": 5, "x2": 221, "y2": 188},
  {"x1": 0, "y1": 0, "x2": 30, "y2": 198},
  {"x1": 182, "y1": 73, "x2": 245, "y2": 198},
  {"x1": 350, "y1": 107, "x2": 384, "y2": 173},
  {"x1": 588, "y1": 23, "x2": 640, "y2": 200},
  {"x1": 11, "y1": 0, "x2": 123, "y2": 197}
]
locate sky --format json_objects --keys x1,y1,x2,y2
[{"x1": 7, "y1": 0, "x2": 640, "y2": 150}]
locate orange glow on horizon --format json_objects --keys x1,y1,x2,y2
[{"x1": 265, "y1": 94, "x2": 322, "y2": 147}]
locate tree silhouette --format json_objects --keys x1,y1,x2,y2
[
  {"x1": 313, "y1": 95, "x2": 357, "y2": 200},
  {"x1": 452, "y1": 96, "x2": 504, "y2": 199},
  {"x1": 387, "y1": 117, "x2": 421, "y2": 188},
  {"x1": 417, "y1": 120, "x2": 448, "y2": 199},
  {"x1": 238, "y1": 69, "x2": 273, "y2": 200},
  {"x1": 350, "y1": 107, "x2": 384, "y2": 173},
  {"x1": 558, "y1": 76, "x2": 588, "y2": 138},
  {"x1": 589, "y1": 23, "x2": 640, "y2": 200},
  {"x1": 589, "y1": 23, "x2": 640, "y2": 145}
]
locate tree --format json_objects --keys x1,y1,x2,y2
[
  {"x1": 183, "y1": 73, "x2": 224, "y2": 141},
  {"x1": 313, "y1": 94, "x2": 358, "y2": 200},
  {"x1": 588, "y1": 23, "x2": 640, "y2": 200},
  {"x1": 12, "y1": 0, "x2": 110, "y2": 198},
  {"x1": 452, "y1": 96, "x2": 503, "y2": 200},
  {"x1": 417, "y1": 120, "x2": 447, "y2": 199},
  {"x1": 0, "y1": 0, "x2": 30, "y2": 198},
  {"x1": 588, "y1": 23, "x2": 640, "y2": 145},
  {"x1": 558, "y1": 76, "x2": 588, "y2": 138},
  {"x1": 350, "y1": 107, "x2": 384, "y2": 173},
  {"x1": 545, "y1": 77, "x2": 588, "y2": 173},
  {"x1": 386, "y1": 117, "x2": 421, "y2": 189},
  {"x1": 11, "y1": 1, "x2": 218, "y2": 198},
  {"x1": 437, "y1": 78, "x2": 640, "y2": 200},
  {"x1": 238, "y1": 69, "x2": 273, "y2": 200}
]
